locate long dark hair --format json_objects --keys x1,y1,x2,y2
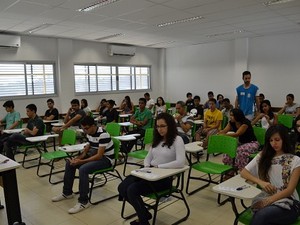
[
  {"x1": 124, "y1": 96, "x2": 133, "y2": 109},
  {"x1": 258, "y1": 125, "x2": 294, "y2": 181},
  {"x1": 156, "y1": 96, "x2": 165, "y2": 106},
  {"x1": 260, "y1": 100, "x2": 274, "y2": 120},
  {"x1": 152, "y1": 113, "x2": 178, "y2": 148},
  {"x1": 231, "y1": 108, "x2": 247, "y2": 123}
]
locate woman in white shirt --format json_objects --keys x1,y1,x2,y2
[
  {"x1": 278, "y1": 93, "x2": 300, "y2": 117},
  {"x1": 118, "y1": 113, "x2": 185, "y2": 225},
  {"x1": 252, "y1": 100, "x2": 277, "y2": 129},
  {"x1": 155, "y1": 96, "x2": 166, "y2": 117},
  {"x1": 241, "y1": 125, "x2": 300, "y2": 225}
]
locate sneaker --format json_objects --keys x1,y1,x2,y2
[
  {"x1": 52, "y1": 193, "x2": 74, "y2": 202},
  {"x1": 68, "y1": 202, "x2": 91, "y2": 214}
]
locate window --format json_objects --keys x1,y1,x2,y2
[
  {"x1": 0, "y1": 63, "x2": 55, "y2": 98},
  {"x1": 74, "y1": 64, "x2": 150, "y2": 93}
]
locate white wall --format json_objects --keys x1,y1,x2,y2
[
  {"x1": 165, "y1": 32, "x2": 300, "y2": 108},
  {"x1": 0, "y1": 36, "x2": 161, "y2": 118}
]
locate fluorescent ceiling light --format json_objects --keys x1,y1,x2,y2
[
  {"x1": 78, "y1": 0, "x2": 120, "y2": 12},
  {"x1": 206, "y1": 30, "x2": 245, "y2": 38},
  {"x1": 146, "y1": 41, "x2": 175, "y2": 47},
  {"x1": 263, "y1": 0, "x2": 295, "y2": 6},
  {"x1": 157, "y1": 16, "x2": 203, "y2": 28},
  {"x1": 23, "y1": 24, "x2": 53, "y2": 34},
  {"x1": 95, "y1": 33, "x2": 124, "y2": 41}
]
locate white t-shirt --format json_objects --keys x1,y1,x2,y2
[
  {"x1": 146, "y1": 98, "x2": 155, "y2": 113},
  {"x1": 246, "y1": 153, "x2": 300, "y2": 200}
]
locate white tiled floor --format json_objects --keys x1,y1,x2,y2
[{"x1": 0, "y1": 153, "x2": 247, "y2": 225}]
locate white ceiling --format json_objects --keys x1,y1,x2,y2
[{"x1": 0, "y1": 0, "x2": 300, "y2": 48}]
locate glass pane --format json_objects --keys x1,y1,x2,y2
[
  {"x1": 118, "y1": 66, "x2": 131, "y2": 75},
  {"x1": 98, "y1": 75, "x2": 111, "y2": 91},
  {"x1": 0, "y1": 64, "x2": 24, "y2": 74},
  {"x1": 119, "y1": 75, "x2": 132, "y2": 90},
  {"x1": 0, "y1": 75, "x2": 26, "y2": 96},
  {"x1": 90, "y1": 74, "x2": 97, "y2": 92},
  {"x1": 75, "y1": 75, "x2": 89, "y2": 92}
]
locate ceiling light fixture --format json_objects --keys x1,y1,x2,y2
[
  {"x1": 157, "y1": 16, "x2": 203, "y2": 28},
  {"x1": 95, "y1": 33, "x2": 124, "y2": 41},
  {"x1": 146, "y1": 40, "x2": 175, "y2": 47},
  {"x1": 263, "y1": 0, "x2": 295, "y2": 6},
  {"x1": 78, "y1": 0, "x2": 120, "y2": 12},
  {"x1": 23, "y1": 23, "x2": 53, "y2": 34},
  {"x1": 206, "y1": 30, "x2": 245, "y2": 38}
]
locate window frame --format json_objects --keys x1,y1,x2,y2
[
  {"x1": 0, "y1": 61, "x2": 57, "y2": 100},
  {"x1": 74, "y1": 63, "x2": 151, "y2": 95}
]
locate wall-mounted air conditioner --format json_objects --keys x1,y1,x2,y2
[
  {"x1": 107, "y1": 44, "x2": 136, "y2": 57},
  {"x1": 0, "y1": 34, "x2": 21, "y2": 48}
]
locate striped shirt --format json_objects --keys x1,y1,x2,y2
[{"x1": 86, "y1": 127, "x2": 114, "y2": 161}]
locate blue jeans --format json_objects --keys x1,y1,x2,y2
[
  {"x1": 63, "y1": 157, "x2": 112, "y2": 204},
  {"x1": 3, "y1": 133, "x2": 32, "y2": 160},
  {"x1": 251, "y1": 205, "x2": 299, "y2": 225}
]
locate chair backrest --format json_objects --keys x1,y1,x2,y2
[
  {"x1": 207, "y1": 135, "x2": 238, "y2": 158},
  {"x1": 144, "y1": 128, "x2": 154, "y2": 145},
  {"x1": 221, "y1": 115, "x2": 228, "y2": 130},
  {"x1": 253, "y1": 126, "x2": 266, "y2": 146},
  {"x1": 106, "y1": 122, "x2": 121, "y2": 137},
  {"x1": 112, "y1": 137, "x2": 121, "y2": 165},
  {"x1": 165, "y1": 102, "x2": 171, "y2": 110},
  {"x1": 61, "y1": 129, "x2": 77, "y2": 145},
  {"x1": 278, "y1": 114, "x2": 294, "y2": 129},
  {"x1": 18, "y1": 119, "x2": 24, "y2": 128}
]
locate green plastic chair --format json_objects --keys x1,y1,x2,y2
[
  {"x1": 121, "y1": 169, "x2": 190, "y2": 225},
  {"x1": 278, "y1": 114, "x2": 294, "y2": 129},
  {"x1": 123, "y1": 128, "x2": 154, "y2": 176},
  {"x1": 249, "y1": 127, "x2": 266, "y2": 160},
  {"x1": 105, "y1": 122, "x2": 121, "y2": 137},
  {"x1": 36, "y1": 129, "x2": 77, "y2": 184},
  {"x1": 186, "y1": 135, "x2": 238, "y2": 204},
  {"x1": 16, "y1": 123, "x2": 46, "y2": 169},
  {"x1": 221, "y1": 115, "x2": 229, "y2": 130},
  {"x1": 237, "y1": 182, "x2": 300, "y2": 225},
  {"x1": 88, "y1": 137, "x2": 123, "y2": 204}
]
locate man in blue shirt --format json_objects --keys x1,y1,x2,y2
[{"x1": 235, "y1": 71, "x2": 259, "y2": 120}]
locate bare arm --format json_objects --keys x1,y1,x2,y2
[
  {"x1": 8, "y1": 121, "x2": 20, "y2": 130},
  {"x1": 235, "y1": 96, "x2": 239, "y2": 109}
]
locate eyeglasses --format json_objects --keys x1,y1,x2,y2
[{"x1": 156, "y1": 125, "x2": 168, "y2": 129}]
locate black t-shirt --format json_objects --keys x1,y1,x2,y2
[
  {"x1": 186, "y1": 99, "x2": 194, "y2": 112},
  {"x1": 230, "y1": 119, "x2": 257, "y2": 144},
  {"x1": 104, "y1": 108, "x2": 119, "y2": 123},
  {"x1": 44, "y1": 108, "x2": 59, "y2": 120}
]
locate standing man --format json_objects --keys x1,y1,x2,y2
[
  {"x1": 122, "y1": 98, "x2": 152, "y2": 153},
  {"x1": 144, "y1": 93, "x2": 155, "y2": 114},
  {"x1": 174, "y1": 101, "x2": 193, "y2": 144},
  {"x1": 52, "y1": 116, "x2": 114, "y2": 214},
  {"x1": 235, "y1": 71, "x2": 259, "y2": 120},
  {"x1": 52, "y1": 99, "x2": 85, "y2": 145},
  {"x1": 4, "y1": 104, "x2": 45, "y2": 160}
]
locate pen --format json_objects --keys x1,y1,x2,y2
[
  {"x1": 135, "y1": 169, "x2": 151, "y2": 173},
  {"x1": 236, "y1": 185, "x2": 250, "y2": 191}
]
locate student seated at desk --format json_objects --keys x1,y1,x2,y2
[
  {"x1": 4, "y1": 104, "x2": 45, "y2": 160},
  {"x1": 52, "y1": 99, "x2": 85, "y2": 145},
  {"x1": 102, "y1": 100, "x2": 118, "y2": 123},
  {"x1": 118, "y1": 113, "x2": 185, "y2": 225},
  {"x1": 220, "y1": 109, "x2": 259, "y2": 171},
  {"x1": 44, "y1": 98, "x2": 59, "y2": 121},
  {"x1": 121, "y1": 98, "x2": 152, "y2": 153},
  {"x1": 0, "y1": 100, "x2": 21, "y2": 154},
  {"x1": 251, "y1": 100, "x2": 277, "y2": 129},
  {"x1": 240, "y1": 125, "x2": 300, "y2": 225},
  {"x1": 52, "y1": 116, "x2": 114, "y2": 214},
  {"x1": 119, "y1": 96, "x2": 134, "y2": 114}
]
